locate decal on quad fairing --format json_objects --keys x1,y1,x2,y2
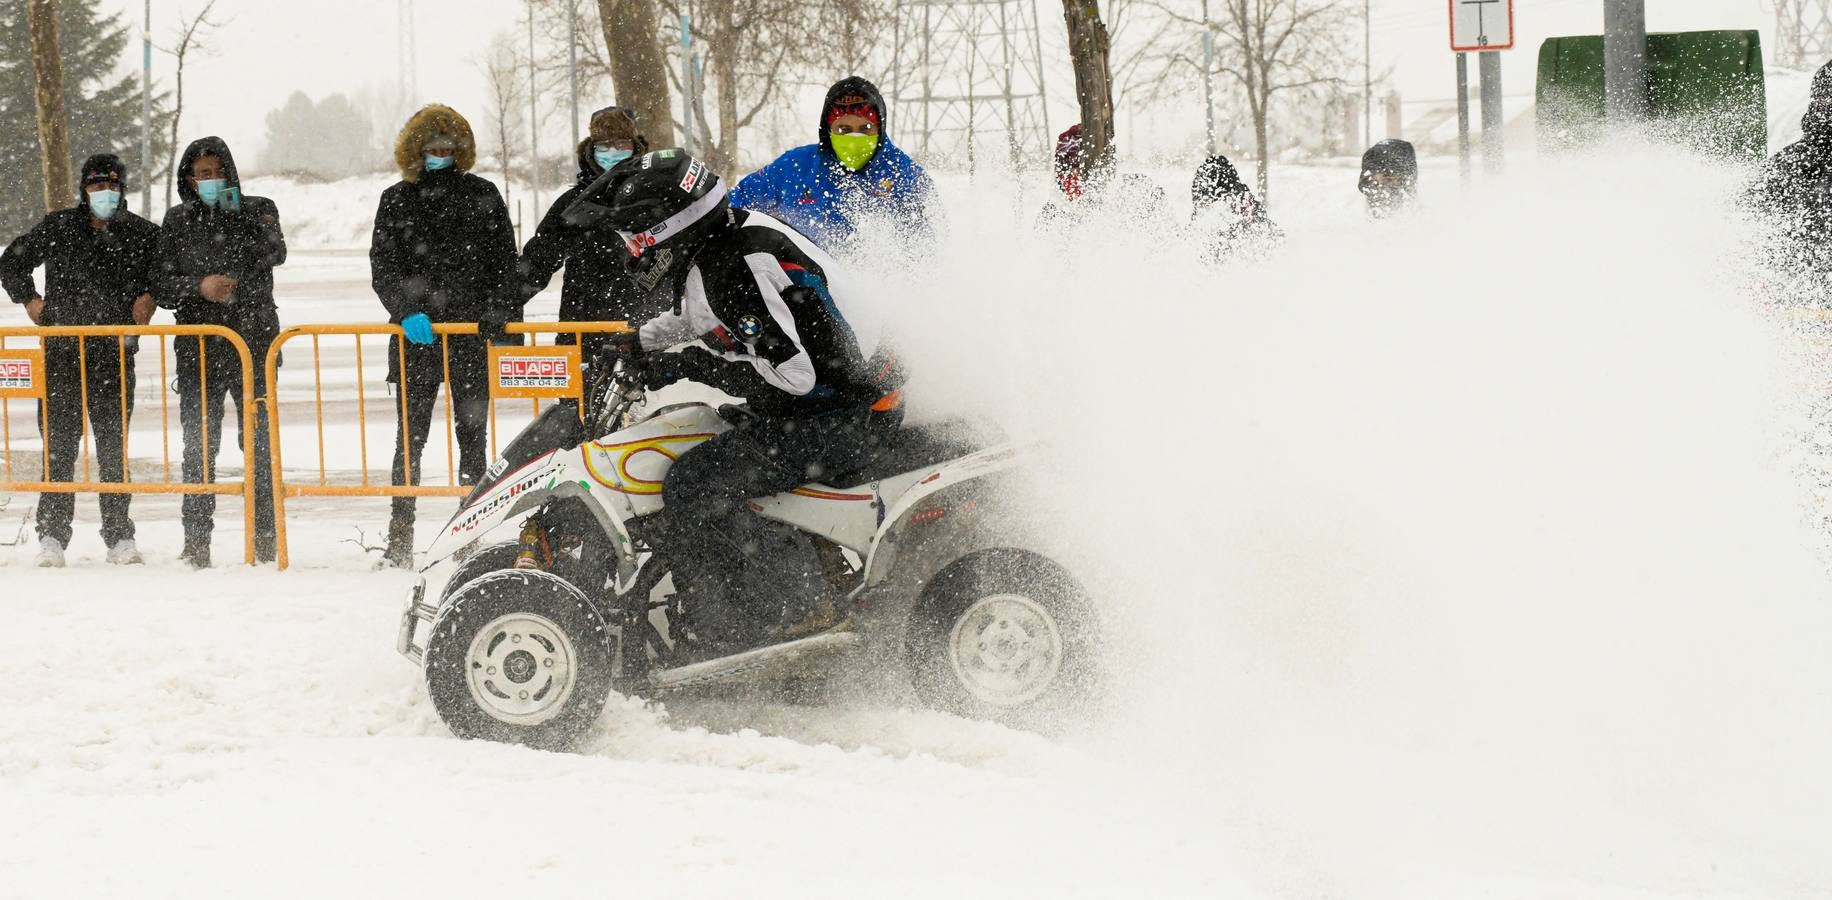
[
  {"x1": 448, "y1": 454, "x2": 563, "y2": 536},
  {"x1": 581, "y1": 433, "x2": 717, "y2": 494}
]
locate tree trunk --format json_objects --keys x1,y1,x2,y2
[
  {"x1": 1060, "y1": 0, "x2": 1115, "y2": 178},
  {"x1": 598, "y1": 0, "x2": 675, "y2": 147},
  {"x1": 27, "y1": 0, "x2": 73, "y2": 214},
  {"x1": 714, "y1": 40, "x2": 739, "y2": 174}
]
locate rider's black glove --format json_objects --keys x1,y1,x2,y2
[
  {"x1": 639, "y1": 345, "x2": 724, "y2": 390},
  {"x1": 595, "y1": 330, "x2": 644, "y2": 368}
]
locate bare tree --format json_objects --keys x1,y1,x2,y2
[
  {"x1": 161, "y1": 0, "x2": 223, "y2": 210},
  {"x1": 27, "y1": 0, "x2": 73, "y2": 213},
  {"x1": 476, "y1": 31, "x2": 528, "y2": 208},
  {"x1": 1147, "y1": 0, "x2": 1349, "y2": 202}
]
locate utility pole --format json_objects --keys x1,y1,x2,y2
[
  {"x1": 528, "y1": 0, "x2": 540, "y2": 215},
  {"x1": 1456, "y1": 52, "x2": 1471, "y2": 185},
  {"x1": 28, "y1": 0, "x2": 73, "y2": 214},
  {"x1": 1479, "y1": 48, "x2": 1502, "y2": 172},
  {"x1": 679, "y1": 14, "x2": 695, "y2": 155},
  {"x1": 141, "y1": 0, "x2": 152, "y2": 214},
  {"x1": 1604, "y1": 0, "x2": 1648, "y2": 121},
  {"x1": 1202, "y1": 0, "x2": 1215, "y2": 156},
  {"x1": 568, "y1": 0, "x2": 579, "y2": 149},
  {"x1": 1363, "y1": 0, "x2": 1372, "y2": 148}
]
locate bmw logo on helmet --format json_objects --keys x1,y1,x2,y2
[{"x1": 736, "y1": 315, "x2": 763, "y2": 340}]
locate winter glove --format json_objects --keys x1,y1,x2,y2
[
  {"x1": 400, "y1": 312, "x2": 435, "y2": 346},
  {"x1": 479, "y1": 309, "x2": 518, "y2": 346},
  {"x1": 594, "y1": 330, "x2": 645, "y2": 367},
  {"x1": 640, "y1": 346, "x2": 728, "y2": 392}
]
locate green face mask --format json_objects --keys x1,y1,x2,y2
[{"x1": 830, "y1": 133, "x2": 878, "y2": 171}]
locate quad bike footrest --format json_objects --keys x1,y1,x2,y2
[{"x1": 396, "y1": 576, "x2": 438, "y2": 666}]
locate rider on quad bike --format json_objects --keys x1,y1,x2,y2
[{"x1": 569, "y1": 150, "x2": 907, "y2": 654}]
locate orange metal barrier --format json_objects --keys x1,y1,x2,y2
[
  {"x1": 263, "y1": 321, "x2": 629, "y2": 569},
  {"x1": 0, "y1": 325, "x2": 260, "y2": 565}
]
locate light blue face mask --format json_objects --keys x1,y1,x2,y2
[
  {"x1": 593, "y1": 146, "x2": 632, "y2": 171},
  {"x1": 88, "y1": 189, "x2": 121, "y2": 220},
  {"x1": 196, "y1": 178, "x2": 226, "y2": 207},
  {"x1": 424, "y1": 153, "x2": 455, "y2": 172}
]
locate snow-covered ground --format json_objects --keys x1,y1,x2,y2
[{"x1": 7, "y1": 141, "x2": 1832, "y2": 899}]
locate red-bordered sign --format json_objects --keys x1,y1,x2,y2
[
  {"x1": 1449, "y1": 0, "x2": 1514, "y2": 52},
  {"x1": 489, "y1": 345, "x2": 583, "y2": 400},
  {"x1": 0, "y1": 348, "x2": 45, "y2": 399}
]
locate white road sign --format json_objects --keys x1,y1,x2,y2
[{"x1": 1449, "y1": 0, "x2": 1514, "y2": 52}]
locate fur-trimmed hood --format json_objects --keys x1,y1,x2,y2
[{"x1": 393, "y1": 104, "x2": 477, "y2": 182}]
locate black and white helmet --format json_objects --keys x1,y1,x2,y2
[{"x1": 564, "y1": 149, "x2": 729, "y2": 260}]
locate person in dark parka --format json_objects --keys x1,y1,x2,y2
[
  {"x1": 516, "y1": 105, "x2": 671, "y2": 358},
  {"x1": 1751, "y1": 61, "x2": 1832, "y2": 277},
  {"x1": 155, "y1": 137, "x2": 287, "y2": 567},
  {"x1": 1190, "y1": 154, "x2": 1278, "y2": 261},
  {"x1": 1, "y1": 153, "x2": 160, "y2": 567},
  {"x1": 1358, "y1": 139, "x2": 1419, "y2": 219},
  {"x1": 370, "y1": 103, "x2": 518, "y2": 568}
]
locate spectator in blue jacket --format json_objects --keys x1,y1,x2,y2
[{"x1": 729, "y1": 76, "x2": 941, "y2": 252}]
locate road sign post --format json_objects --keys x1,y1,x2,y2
[{"x1": 1450, "y1": 0, "x2": 1513, "y2": 176}]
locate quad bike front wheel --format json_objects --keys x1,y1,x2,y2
[
  {"x1": 906, "y1": 549, "x2": 1101, "y2": 731},
  {"x1": 424, "y1": 569, "x2": 617, "y2": 751}
]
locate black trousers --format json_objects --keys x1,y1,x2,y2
[
  {"x1": 178, "y1": 334, "x2": 275, "y2": 542},
  {"x1": 36, "y1": 336, "x2": 136, "y2": 547},
  {"x1": 660, "y1": 404, "x2": 901, "y2": 635},
  {"x1": 389, "y1": 334, "x2": 491, "y2": 527}
]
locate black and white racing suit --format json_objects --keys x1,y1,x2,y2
[{"x1": 638, "y1": 209, "x2": 905, "y2": 636}]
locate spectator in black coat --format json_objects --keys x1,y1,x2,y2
[
  {"x1": 1190, "y1": 154, "x2": 1278, "y2": 262},
  {"x1": 1, "y1": 153, "x2": 159, "y2": 567},
  {"x1": 156, "y1": 135, "x2": 288, "y2": 567},
  {"x1": 1751, "y1": 60, "x2": 1832, "y2": 279},
  {"x1": 516, "y1": 106, "x2": 671, "y2": 359},
  {"x1": 370, "y1": 103, "x2": 518, "y2": 568}
]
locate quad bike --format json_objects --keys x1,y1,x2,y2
[{"x1": 396, "y1": 357, "x2": 1100, "y2": 750}]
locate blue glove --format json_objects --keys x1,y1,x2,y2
[{"x1": 400, "y1": 312, "x2": 435, "y2": 345}]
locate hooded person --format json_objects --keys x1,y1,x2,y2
[
  {"x1": 154, "y1": 136, "x2": 288, "y2": 567},
  {"x1": 1358, "y1": 139, "x2": 1419, "y2": 219},
  {"x1": 1190, "y1": 153, "x2": 1279, "y2": 261},
  {"x1": 369, "y1": 103, "x2": 518, "y2": 569},
  {"x1": 728, "y1": 76, "x2": 942, "y2": 253},
  {"x1": 2, "y1": 153, "x2": 161, "y2": 567},
  {"x1": 1751, "y1": 61, "x2": 1832, "y2": 275},
  {"x1": 1036, "y1": 125, "x2": 1168, "y2": 232},
  {"x1": 515, "y1": 105, "x2": 672, "y2": 359}
]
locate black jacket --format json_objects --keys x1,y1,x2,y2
[
  {"x1": 2, "y1": 205, "x2": 160, "y2": 326},
  {"x1": 370, "y1": 168, "x2": 517, "y2": 325},
  {"x1": 517, "y1": 146, "x2": 672, "y2": 334},
  {"x1": 155, "y1": 136, "x2": 288, "y2": 340}
]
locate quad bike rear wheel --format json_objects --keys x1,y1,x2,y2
[
  {"x1": 906, "y1": 549, "x2": 1100, "y2": 731},
  {"x1": 424, "y1": 569, "x2": 618, "y2": 751}
]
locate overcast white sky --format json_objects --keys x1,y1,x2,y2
[{"x1": 99, "y1": 0, "x2": 1785, "y2": 170}]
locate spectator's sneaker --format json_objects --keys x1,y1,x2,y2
[
  {"x1": 35, "y1": 536, "x2": 66, "y2": 568},
  {"x1": 105, "y1": 539, "x2": 144, "y2": 565}
]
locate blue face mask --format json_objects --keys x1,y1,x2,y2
[
  {"x1": 88, "y1": 189, "x2": 121, "y2": 220},
  {"x1": 424, "y1": 153, "x2": 455, "y2": 172},
  {"x1": 593, "y1": 146, "x2": 632, "y2": 171},
  {"x1": 196, "y1": 178, "x2": 226, "y2": 207}
]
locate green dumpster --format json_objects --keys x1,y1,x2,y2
[{"x1": 1537, "y1": 30, "x2": 1766, "y2": 158}]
